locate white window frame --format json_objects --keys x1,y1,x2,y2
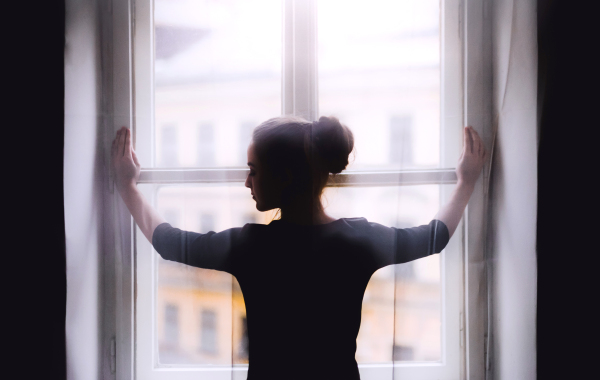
[{"x1": 105, "y1": 0, "x2": 492, "y2": 379}]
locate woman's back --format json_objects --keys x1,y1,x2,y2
[{"x1": 153, "y1": 217, "x2": 449, "y2": 379}]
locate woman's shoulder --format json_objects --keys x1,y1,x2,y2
[
  {"x1": 338, "y1": 217, "x2": 389, "y2": 230},
  {"x1": 263, "y1": 217, "x2": 386, "y2": 228},
  {"x1": 265, "y1": 217, "x2": 370, "y2": 229},
  {"x1": 340, "y1": 217, "x2": 368, "y2": 223}
]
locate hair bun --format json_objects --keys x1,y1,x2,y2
[{"x1": 312, "y1": 116, "x2": 354, "y2": 174}]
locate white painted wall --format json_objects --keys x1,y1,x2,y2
[
  {"x1": 64, "y1": 0, "x2": 104, "y2": 379},
  {"x1": 490, "y1": 0, "x2": 538, "y2": 379}
]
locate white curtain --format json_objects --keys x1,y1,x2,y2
[{"x1": 489, "y1": 0, "x2": 538, "y2": 379}]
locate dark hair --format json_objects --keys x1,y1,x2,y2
[{"x1": 252, "y1": 115, "x2": 354, "y2": 204}]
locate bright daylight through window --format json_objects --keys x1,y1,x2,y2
[{"x1": 130, "y1": 0, "x2": 465, "y2": 379}]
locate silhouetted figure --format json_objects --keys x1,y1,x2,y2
[{"x1": 112, "y1": 116, "x2": 486, "y2": 380}]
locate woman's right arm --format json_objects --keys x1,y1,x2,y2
[
  {"x1": 111, "y1": 127, "x2": 238, "y2": 273},
  {"x1": 434, "y1": 126, "x2": 487, "y2": 237},
  {"x1": 112, "y1": 127, "x2": 166, "y2": 243}
]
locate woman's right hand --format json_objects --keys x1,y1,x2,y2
[
  {"x1": 110, "y1": 127, "x2": 166, "y2": 243},
  {"x1": 111, "y1": 126, "x2": 141, "y2": 193},
  {"x1": 456, "y1": 126, "x2": 487, "y2": 187}
]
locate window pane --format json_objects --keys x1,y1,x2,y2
[
  {"x1": 318, "y1": 0, "x2": 441, "y2": 170},
  {"x1": 200, "y1": 309, "x2": 218, "y2": 354},
  {"x1": 154, "y1": 0, "x2": 282, "y2": 168},
  {"x1": 158, "y1": 259, "x2": 243, "y2": 365},
  {"x1": 164, "y1": 304, "x2": 179, "y2": 347},
  {"x1": 323, "y1": 185, "x2": 443, "y2": 362},
  {"x1": 155, "y1": 184, "x2": 275, "y2": 365}
]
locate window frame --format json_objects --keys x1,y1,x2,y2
[{"x1": 106, "y1": 0, "x2": 492, "y2": 379}]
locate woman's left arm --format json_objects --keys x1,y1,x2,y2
[
  {"x1": 434, "y1": 126, "x2": 487, "y2": 238},
  {"x1": 112, "y1": 127, "x2": 166, "y2": 243}
]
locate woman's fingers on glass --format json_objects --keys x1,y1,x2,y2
[
  {"x1": 117, "y1": 129, "x2": 123, "y2": 156},
  {"x1": 125, "y1": 128, "x2": 132, "y2": 158},
  {"x1": 475, "y1": 131, "x2": 482, "y2": 156},
  {"x1": 132, "y1": 148, "x2": 140, "y2": 166},
  {"x1": 115, "y1": 130, "x2": 120, "y2": 156},
  {"x1": 469, "y1": 127, "x2": 482, "y2": 157},
  {"x1": 118, "y1": 127, "x2": 128, "y2": 156},
  {"x1": 463, "y1": 126, "x2": 470, "y2": 155},
  {"x1": 467, "y1": 126, "x2": 474, "y2": 154},
  {"x1": 123, "y1": 129, "x2": 129, "y2": 156}
]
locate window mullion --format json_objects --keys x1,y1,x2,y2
[{"x1": 283, "y1": 0, "x2": 318, "y2": 120}]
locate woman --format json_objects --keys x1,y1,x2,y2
[{"x1": 112, "y1": 116, "x2": 486, "y2": 379}]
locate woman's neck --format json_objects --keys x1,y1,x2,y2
[{"x1": 279, "y1": 198, "x2": 336, "y2": 225}]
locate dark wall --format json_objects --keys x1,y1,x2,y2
[
  {"x1": 6, "y1": 1, "x2": 66, "y2": 379},
  {"x1": 537, "y1": 1, "x2": 597, "y2": 378}
]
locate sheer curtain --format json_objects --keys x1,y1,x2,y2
[{"x1": 489, "y1": 0, "x2": 538, "y2": 379}]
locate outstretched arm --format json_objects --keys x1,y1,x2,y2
[
  {"x1": 111, "y1": 127, "x2": 166, "y2": 242},
  {"x1": 435, "y1": 126, "x2": 487, "y2": 237}
]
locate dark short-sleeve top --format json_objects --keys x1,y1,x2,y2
[{"x1": 153, "y1": 218, "x2": 449, "y2": 380}]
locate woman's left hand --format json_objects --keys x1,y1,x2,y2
[
  {"x1": 456, "y1": 126, "x2": 487, "y2": 187},
  {"x1": 111, "y1": 126, "x2": 141, "y2": 192}
]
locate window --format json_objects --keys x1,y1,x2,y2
[
  {"x1": 389, "y1": 116, "x2": 414, "y2": 167},
  {"x1": 199, "y1": 213, "x2": 215, "y2": 233},
  {"x1": 239, "y1": 122, "x2": 256, "y2": 165},
  {"x1": 160, "y1": 125, "x2": 179, "y2": 167},
  {"x1": 241, "y1": 213, "x2": 257, "y2": 226},
  {"x1": 393, "y1": 345, "x2": 415, "y2": 362},
  {"x1": 110, "y1": 0, "x2": 489, "y2": 379},
  {"x1": 238, "y1": 317, "x2": 249, "y2": 362},
  {"x1": 200, "y1": 310, "x2": 218, "y2": 354},
  {"x1": 196, "y1": 124, "x2": 215, "y2": 167},
  {"x1": 163, "y1": 304, "x2": 180, "y2": 348},
  {"x1": 162, "y1": 209, "x2": 180, "y2": 227}
]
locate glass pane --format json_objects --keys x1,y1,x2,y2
[
  {"x1": 155, "y1": 183, "x2": 275, "y2": 365},
  {"x1": 318, "y1": 0, "x2": 441, "y2": 170},
  {"x1": 324, "y1": 185, "x2": 443, "y2": 362},
  {"x1": 154, "y1": 0, "x2": 282, "y2": 168}
]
